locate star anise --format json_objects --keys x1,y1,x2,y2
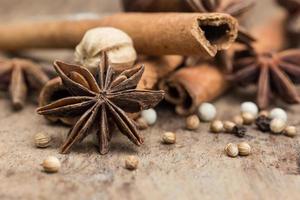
[
  {"x1": 276, "y1": 0, "x2": 300, "y2": 47},
  {"x1": 186, "y1": 0, "x2": 256, "y2": 71},
  {"x1": 229, "y1": 47, "x2": 300, "y2": 108},
  {"x1": 37, "y1": 52, "x2": 164, "y2": 154},
  {"x1": 0, "y1": 58, "x2": 49, "y2": 110}
]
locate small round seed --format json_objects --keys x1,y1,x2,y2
[
  {"x1": 225, "y1": 143, "x2": 239, "y2": 157},
  {"x1": 135, "y1": 117, "x2": 149, "y2": 130},
  {"x1": 284, "y1": 126, "x2": 297, "y2": 137},
  {"x1": 162, "y1": 132, "x2": 176, "y2": 144},
  {"x1": 34, "y1": 132, "x2": 51, "y2": 148},
  {"x1": 186, "y1": 115, "x2": 200, "y2": 130},
  {"x1": 241, "y1": 101, "x2": 258, "y2": 116},
  {"x1": 223, "y1": 121, "x2": 236, "y2": 133},
  {"x1": 233, "y1": 115, "x2": 244, "y2": 125},
  {"x1": 125, "y1": 155, "x2": 139, "y2": 170},
  {"x1": 198, "y1": 102, "x2": 216, "y2": 122},
  {"x1": 238, "y1": 142, "x2": 251, "y2": 156},
  {"x1": 242, "y1": 112, "x2": 256, "y2": 125},
  {"x1": 141, "y1": 108, "x2": 157, "y2": 125},
  {"x1": 41, "y1": 156, "x2": 61, "y2": 173},
  {"x1": 270, "y1": 108, "x2": 287, "y2": 122},
  {"x1": 255, "y1": 115, "x2": 271, "y2": 132},
  {"x1": 232, "y1": 125, "x2": 247, "y2": 137},
  {"x1": 210, "y1": 120, "x2": 223, "y2": 133},
  {"x1": 270, "y1": 118, "x2": 286, "y2": 134},
  {"x1": 258, "y1": 110, "x2": 269, "y2": 117}
]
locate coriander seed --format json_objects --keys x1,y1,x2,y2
[
  {"x1": 225, "y1": 143, "x2": 238, "y2": 157},
  {"x1": 237, "y1": 142, "x2": 251, "y2": 156},
  {"x1": 41, "y1": 156, "x2": 61, "y2": 173},
  {"x1": 162, "y1": 132, "x2": 176, "y2": 144},
  {"x1": 34, "y1": 132, "x2": 51, "y2": 148},
  {"x1": 125, "y1": 155, "x2": 139, "y2": 170},
  {"x1": 270, "y1": 118, "x2": 286, "y2": 134},
  {"x1": 186, "y1": 115, "x2": 200, "y2": 130},
  {"x1": 259, "y1": 110, "x2": 269, "y2": 117},
  {"x1": 241, "y1": 112, "x2": 255, "y2": 125},
  {"x1": 135, "y1": 117, "x2": 148, "y2": 130},
  {"x1": 284, "y1": 126, "x2": 297, "y2": 137},
  {"x1": 223, "y1": 121, "x2": 235, "y2": 133},
  {"x1": 233, "y1": 115, "x2": 244, "y2": 125},
  {"x1": 210, "y1": 120, "x2": 223, "y2": 133}
]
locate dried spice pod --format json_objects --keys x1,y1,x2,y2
[
  {"x1": 38, "y1": 77, "x2": 78, "y2": 125},
  {"x1": 159, "y1": 64, "x2": 228, "y2": 115},
  {"x1": 37, "y1": 52, "x2": 164, "y2": 154},
  {"x1": 0, "y1": 58, "x2": 49, "y2": 110},
  {"x1": 0, "y1": 13, "x2": 238, "y2": 58}
]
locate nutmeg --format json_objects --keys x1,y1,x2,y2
[{"x1": 75, "y1": 27, "x2": 137, "y2": 72}]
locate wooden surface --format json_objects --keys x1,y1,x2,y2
[{"x1": 0, "y1": 0, "x2": 300, "y2": 200}]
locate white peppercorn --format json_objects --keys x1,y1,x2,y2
[
  {"x1": 141, "y1": 108, "x2": 157, "y2": 125},
  {"x1": 270, "y1": 108, "x2": 287, "y2": 122},
  {"x1": 241, "y1": 101, "x2": 258, "y2": 116},
  {"x1": 270, "y1": 118, "x2": 286, "y2": 134},
  {"x1": 198, "y1": 102, "x2": 216, "y2": 122}
]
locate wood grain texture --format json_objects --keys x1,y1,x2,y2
[{"x1": 0, "y1": 90, "x2": 299, "y2": 200}]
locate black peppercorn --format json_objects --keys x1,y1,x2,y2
[
  {"x1": 255, "y1": 115, "x2": 271, "y2": 132},
  {"x1": 232, "y1": 125, "x2": 246, "y2": 137}
]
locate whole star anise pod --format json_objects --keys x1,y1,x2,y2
[
  {"x1": 276, "y1": 0, "x2": 300, "y2": 47},
  {"x1": 0, "y1": 58, "x2": 49, "y2": 110},
  {"x1": 186, "y1": 0, "x2": 256, "y2": 72},
  {"x1": 186, "y1": 0, "x2": 256, "y2": 45},
  {"x1": 229, "y1": 47, "x2": 300, "y2": 108},
  {"x1": 37, "y1": 52, "x2": 164, "y2": 154}
]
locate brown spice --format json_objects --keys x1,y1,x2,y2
[
  {"x1": 0, "y1": 58, "x2": 49, "y2": 110},
  {"x1": 255, "y1": 115, "x2": 271, "y2": 132},
  {"x1": 37, "y1": 52, "x2": 164, "y2": 154},
  {"x1": 229, "y1": 48, "x2": 300, "y2": 108},
  {"x1": 232, "y1": 125, "x2": 246, "y2": 137}
]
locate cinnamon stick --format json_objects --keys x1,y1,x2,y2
[
  {"x1": 137, "y1": 55, "x2": 184, "y2": 89},
  {"x1": 159, "y1": 64, "x2": 228, "y2": 115},
  {"x1": 0, "y1": 13, "x2": 238, "y2": 57}
]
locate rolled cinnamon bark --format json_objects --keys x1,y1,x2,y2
[
  {"x1": 159, "y1": 64, "x2": 228, "y2": 115},
  {"x1": 0, "y1": 13, "x2": 238, "y2": 57},
  {"x1": 137, "y1": 55, "x2": 184, "y2": 89}
]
